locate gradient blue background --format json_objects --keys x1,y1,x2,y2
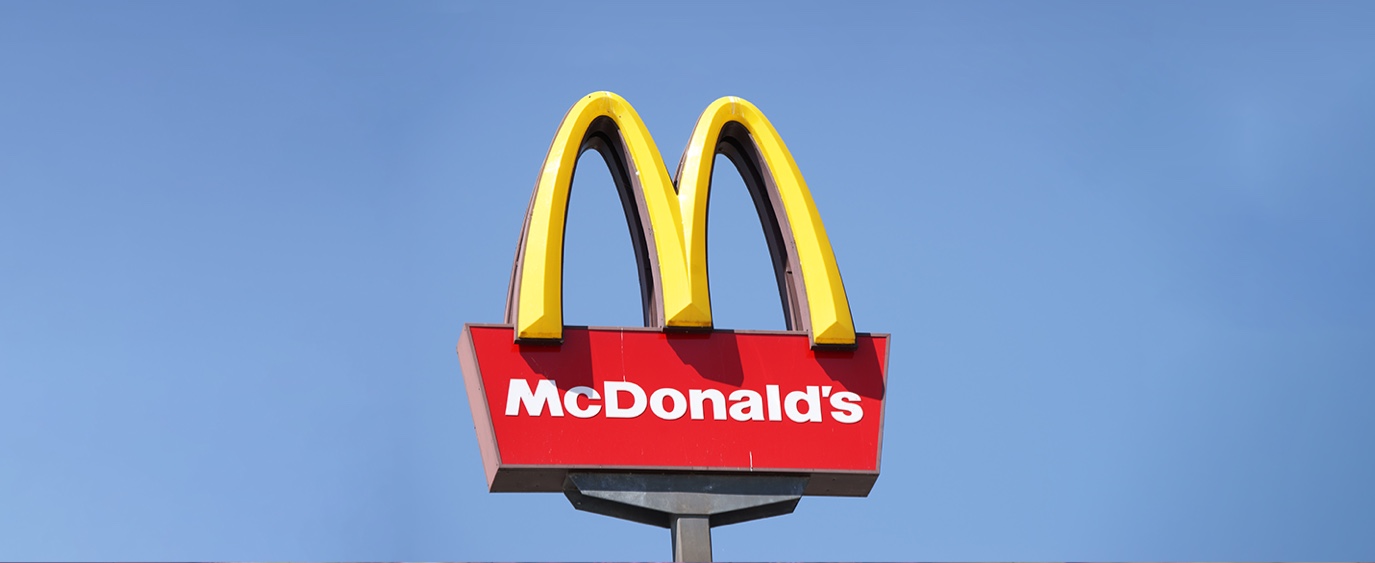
[{"x1": 2, "y1": 1, "x2": 1373, "y2": 560}]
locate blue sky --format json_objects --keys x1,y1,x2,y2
[{"x1": 2, "y1": 1, "x2": 1374, "y2": 560}]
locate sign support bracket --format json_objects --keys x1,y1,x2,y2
[{"x1": 563, "y1": 472, "x2": 808, "y2": 562}]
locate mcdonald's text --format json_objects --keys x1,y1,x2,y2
[{"x1": 505, "y1": 379, "x2": 865, "y2": 423}]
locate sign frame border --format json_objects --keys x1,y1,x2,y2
[{"x1": 458, "y1": 323, "x2": 890, "y2": 497}]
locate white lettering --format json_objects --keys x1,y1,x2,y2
[
  {"x1": 650, "y1": 388, "x2": 687, "y2": 420},
  {"x1": 563, "y1": 386, "x2": 601, "y2": 418},
  {"x1": 784, "y1": 385, "x2": 822, "y2": 423},
  {"x1": 689, "y1": 389, "x2": 727, "y2": 420},
  {"x1": 500, "y1": 378, "x2": 865, "y2": 424},
  {"x1": 505, "y1": 379, "x2": 563, "y2": 417},
  {"x1": 765, "y1": 384, "x2": 782, "y2": 421},
  {"x1": 604, "y1": 381, "x2": 647, "y2": 418},
  {"x1": 728, "y1": 389, "x2": 765, "y2": 421},
  {"x1": 829, "y1": 391, "x2": 863, "y2": 423}
]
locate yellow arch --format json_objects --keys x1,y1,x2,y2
[
  {"x1": 507, "y1": 92, "x2": 704, "y2": 341},
  {"x1": 675, "y1": 96, "x2": 855, "y2": 346},
  {"x1": 508, "y1": 92, "x2": 854, "y2": 347}
]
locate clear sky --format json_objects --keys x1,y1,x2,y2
[{"x1": 2, "y1": 1, "x2": 1374, "y2": 561}]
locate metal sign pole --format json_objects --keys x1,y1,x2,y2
[
  {"x1": 670, "y1": 514, "x2": 712, "y2": 562},
  {"x1": 564, "y1": 472, "x2": 808, "y2": 562}
]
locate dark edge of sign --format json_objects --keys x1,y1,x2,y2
[
  {"x1": 874, "y1": 333, "x2": 891, "y2": 486},
  {"x1": 457, "y1": 325, "x2": 502, "y2": 490},
  {"x1": 490, "y1": 466, "x2": 877, "y2": 497}
]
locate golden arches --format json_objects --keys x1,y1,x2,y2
[{"x1": 505, "y1": 92, "x2": 855, "y2": 347}]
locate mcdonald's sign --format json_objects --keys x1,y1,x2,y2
[{"x1": 458, "y1": 92, "x2": 889, "y2": 497}]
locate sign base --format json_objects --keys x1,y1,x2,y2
[{"x1": 563, "y1": 472, "x2": 808, "y2": 562}]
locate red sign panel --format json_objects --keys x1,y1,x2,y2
[{"x1": 458, "y1": 324, "x2": 889, "y2": 496}]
